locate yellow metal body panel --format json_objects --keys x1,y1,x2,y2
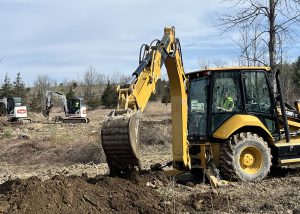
[
  {"x1": 165, "y1": 42, "x2": 189, "y2": 169},
  {"x1": 276, "y1": 136, "x2": 300, "y2": 146},
  {"x1": 196, "y1": 143, "x2": 221, "y2": 168},
  {"x1": 295, "y1": 101, "x2": 300, "y2": 112},
  {"x1": 277, "y1": 109, "x2": 300, "y2": 131},
  {"x1": 276, "y1": 138, "x2": 300, "y2": 166},
  {"x1": 129, "y1": 51, "x2": 162, "y2": 111},
  {"x1": 213, "y1": 114, "x2": 273, "y2": 142},
  {"x1": 279, "y1": 158, "x2": 300, "y2": 165},
  {"x1": 206, "y1": 66, "x2": 271, "y2": 71},
  {"x1": 188, "y1": 66, "x2": 271, "y2": 75},
  {"x1": 287, "y1": 120, "x2": 300, "y2": 129}
]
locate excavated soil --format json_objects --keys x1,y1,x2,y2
[
  {"x1": 1, "y1": 170, "x2": 300, "y2": 214},
  {"x1": 1, "y1": 107, "x2": 300, "y2": 213},
  {"x1": 0, "y1": 172, "x2": 174, "y2": 214}
]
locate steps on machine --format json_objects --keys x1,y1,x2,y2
[{"x1": 275, "y1": 140, "x2": 300, "y2": 166}]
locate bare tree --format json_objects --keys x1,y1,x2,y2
[
  {"x1": 95, "y1": 73, "x2": 107, "y2": 85},
  {"x1": 83, "y1": 66, "x2": 98, "y2": 104},
  {"x1": 218, "y1": 0, "x2": 300, "y2": 88},
  {"x1": 280, "y1": 61, "x2": 297, "y2": 104},
  {"x1": 237, "y1": 23, "x2": 268, "y2": 66},
  {"x1": 198, "y1": 58, "x2": 228, "y2": 69},
  {"x1": 106, "y1": 71, "x2": 130, "y2": 84},
  {"x1": 33, "y1": 74, "x2": 54, "y2": 110},
  {"x1": 199, "y1": 58, "x2": 212, "y2": 69},
  {"x1": 117, "y1": 73, "x2": 131, "y2": 84},
  {"x1": 34, "y1": 74, "x2": 53, "y2": 94}
]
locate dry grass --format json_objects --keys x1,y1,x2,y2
[
  {"x1": 143, "y1": 102, "x2": 171, "y2": 119},
  {"x1": 0, "y1": 104, "x2": 173, "y2": 183}
]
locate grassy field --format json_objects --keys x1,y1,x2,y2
[
  {"x1": 0, "y1": 102, "x2": 172, "y2": 183},
  {"x1": 1, "y1": 102, "x2": 300, "y2": 213}
]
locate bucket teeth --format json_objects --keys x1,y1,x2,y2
[{"x1": 101, "y1": 112, "x2": 141, "y2": 175}]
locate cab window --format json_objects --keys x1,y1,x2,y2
[
  {"x1": 188, "y1": 78, "x2": 208, "y2": 137},
  {"x1": 242, "y1": 71, "x2": 272, "y2": 113},
  {"x1": 212, "y1": 72, "x2": 242, "y2": 113},
  {"x1": 211, "y1": 71, "x2": 242, "y2": 132}
]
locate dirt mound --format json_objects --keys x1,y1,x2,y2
[
  {"x1": 0, "y1": 139, "x2": 105, "y2": 166},
  {"x1": 0, "y1": 172, "x2": 181, "y2": 214},
  {"x1": 2, "y1": 169, "x2": 300, "y2": 214}
]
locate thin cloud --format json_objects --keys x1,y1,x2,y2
[{"x1": 0, "y1": 0, "x2": 298, "y2": 84}]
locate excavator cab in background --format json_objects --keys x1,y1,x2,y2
[
  {"x1": 66, "y1": 98, "x2": 85, "y2": 116},
  {"x1": 101, "y1": 26, "x2": 300, "y2": 186},
  {"x1": 0, "y1": 97, "x2": 31, "y2": 123},
  {"x1": 42, "y1": 90, "x2": 89, "y2": 123}
]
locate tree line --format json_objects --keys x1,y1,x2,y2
[
  {"x1": 1, "y1": 56, "x2": 300, "y2": 112},
  {"x1": 0, "y1": 73, "x2": 28, "y2": 98},
  {"x1": 0, "y1": 67, "x2": 171, "y2": 112}
]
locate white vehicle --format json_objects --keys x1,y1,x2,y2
[
  {"x1": 42, "y1": 90, "x2": 89, "y2": 123},
  {"x1": 0, "y1": 97, "x2": 31, "y2": 123}
]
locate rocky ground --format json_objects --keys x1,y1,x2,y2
[{"x1": 1, "y1": 102, "x2": 300, "y2": 213}]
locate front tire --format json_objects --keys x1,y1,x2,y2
[{"x1": 220, "y1": 132, "x2": 271, "y2": 182}]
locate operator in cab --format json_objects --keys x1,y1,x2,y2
[{"x1": 218, "y1": 90, "x2": 234, "y2": 112}]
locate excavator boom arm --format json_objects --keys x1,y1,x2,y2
[
  {"x1": 101, "y1": 27, "x2": 189, "y2": 175},
  {"x1": 43, "y1": 90, "x2": 69, "y2": 117},
  {"x1": 117, "y1": 28, "x2": 174, "y2": 112}
]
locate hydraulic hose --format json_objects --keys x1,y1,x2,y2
[
  {"x1": 139, "y1": 44, "x2": 148, "y2": 64},
  {"x1": 129, "y1": 35, "x2": 178, "y2": 84}
]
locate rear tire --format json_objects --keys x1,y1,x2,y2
[{"x1": 220, "y1": 132, "x2": 271, "y2": 182}]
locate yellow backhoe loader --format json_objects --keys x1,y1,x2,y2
[{"x1": 101, "y1": 27, "x2": 300, "y2": 186}]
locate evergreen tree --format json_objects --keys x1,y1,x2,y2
[
  {"x1": 293, "y1": 56, "x2": 300, "y2": 85},
  {"x1": 150, "y1": 79, "x2": 167, "y2": 101},
  {"x1": 89, "y1": 93, "x2": 101, "y2": 109},
  {"x1": 101, "y1": 81, "x2": 118, "y2": 108},
  {"x1": 71, "y1": 81, "x2": 78, "y2": 89},
  {"x1": 29, "y1": 92, "x2": 42, "y2": 112},
  {"x1": 13, "y1": 72, "x2": 26, "y2": 98},
  {"x1": 66, "y1": 85, "x2": 76, "y2": 100},
  {"x1": 161, "y1": 83, "x2": 171, "y2": 106},
  {"x1": 0, "y1": 73, "x2": 13, "y2": 97},
  {"x1": 149, "y1": 93, "x2": 158, "y2": 101}
]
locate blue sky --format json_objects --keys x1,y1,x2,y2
[{"x1": 0, "y1": 0, "x2": 299, "y2": 85}]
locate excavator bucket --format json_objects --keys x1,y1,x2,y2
[
  {"x1": 101, "y1": 112, "x2": 141, "y2": 175},
  {"x1": 42, "y1": 108, "x2": 50, "y2": 118}
]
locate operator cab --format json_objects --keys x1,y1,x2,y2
[
  {"x1": 7, "y1": 97, "x2": 24, "y2": 115},
  {"x1": 186, "y1": 67, "x2": 279, "y2": 142},
  {"x1": 67, "y1": 98, "x2": 85, "y2": 114}
]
